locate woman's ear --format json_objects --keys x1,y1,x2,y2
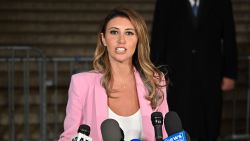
[{"x1": 101, "y1": 33, "x2": 107, "y2": 46}]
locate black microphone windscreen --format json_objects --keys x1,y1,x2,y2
[
  {"x1": 78, "y1": 124, "x2": 90, "y2": 136},
  {"x1": 151, "y1": 112, "x2": 163, "y2": 141},
  {"x1": 164, "y1": 111, "x2": 183, "y2": 135},
  {"x1": 151, "y1": 112, "x2": 163, "y2": 126},
  {"x1": 101, "y1": 118, "x2": 124, "y2": 141}
]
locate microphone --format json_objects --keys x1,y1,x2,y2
[
  {"x1": 75, "y1": 124, "x2": 92, "y2": 141},
  {"x1": 163, "y1": 111, "x2": 191, "y2": 141},
  {"x1": 151, "y1": 112, "x2": 163, "y2": 141},
  {"x1": 72, "y1": 134, "x2": 78, "y2": 141},
  {"x1": 101, "y1": 118, "x2": 124, "y2": 141}
]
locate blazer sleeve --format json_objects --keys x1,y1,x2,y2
[
  {"x1": 58, "y1": 74, "x2": 87, "y2": 141},
  {"x1": 222, "y1": 0, "x2": 238, "y2": 79}
]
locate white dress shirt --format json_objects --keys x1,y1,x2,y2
[{"x1": 189, "y1": 0, "x2": 200, "y2": 6}]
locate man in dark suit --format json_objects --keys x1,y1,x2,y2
[{"x1": 150, "y1": 0, "x2": 237, "y2": 141}]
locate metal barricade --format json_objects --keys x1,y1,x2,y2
[
  {"x1": 0, "y1": 46, "x2": 93, "y2": 141},
  {"x1": 222, "y1": 56, "x2": 250, "y2": 141},
  {"x1": 0, "y1": 46, "x2": 47, "y2": 141}
]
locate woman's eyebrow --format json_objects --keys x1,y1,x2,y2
[
  {"x1": 107, "y1": 27, "x2": 135, "y2": 31},
  {"x1": 107, "y1": 27, "x2": 119, "y2": 30},
  {"x1": 125, "y1": 28, "x2": 135, "y2": 31}
]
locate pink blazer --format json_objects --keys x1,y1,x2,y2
[{"x1": 59, "y1": 69, "x2": 169, "y2": 141}]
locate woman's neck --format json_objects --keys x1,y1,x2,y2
[{"x1": 111, "y1": 62, "x2": 134, "y2": 77}]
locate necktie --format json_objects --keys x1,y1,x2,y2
[{"x1": 192, "y1": 0, "x2": 198, "y2": 16}]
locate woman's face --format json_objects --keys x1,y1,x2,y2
[{"x1": 102, "y1": 16, "x2": 138, "y2": 64}]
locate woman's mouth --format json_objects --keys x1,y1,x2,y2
[{"x1": 115, "y1": 47, "x2": 126, "y2": 53}]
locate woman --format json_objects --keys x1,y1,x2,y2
[{"x1": 59, "y1": 7, "x2": 168, "y2": 141}]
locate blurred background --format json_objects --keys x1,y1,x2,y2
[{"x1": 0, "y1": 0, "x2": 249, "y2": 140}]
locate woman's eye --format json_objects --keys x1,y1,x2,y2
[
  {"x1": 126, "y1": 31, "x2": 135, "y2": 36},
  {"x1": 110, "y1": 30, "x2": 118, "y2": 35}
]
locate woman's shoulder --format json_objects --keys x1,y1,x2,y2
[{"x1": 71, "y1": 70, "x2": 102, "y2": 82}]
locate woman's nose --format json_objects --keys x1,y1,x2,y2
[{"x1": 118, "y1": 34, "x2": 126, "y2": 44}]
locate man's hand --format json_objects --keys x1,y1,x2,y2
[{"x1": 221, "y1": 77, "x2": 235, "y2": 92}]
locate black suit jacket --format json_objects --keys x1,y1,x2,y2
[{"x1": 151, "y1": 0, "x2": 237, "y2": 138}]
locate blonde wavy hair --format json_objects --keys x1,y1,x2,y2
[{"x1": 93, "y1": 7, "x2": 167, "y2": 109}]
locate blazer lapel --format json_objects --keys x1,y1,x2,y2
[
  {"x1": 134, "y1": 69, "x2": 152, "y2": 114},
  {"x1": 186, "y1": 0, "x2": 204, "y2": 28},
  {"x1": 94, "y1": 76, "x2": 108, "y2": 139},
  {"x1": 134, "y1": 69, "x2": 154, "y2": 140}
]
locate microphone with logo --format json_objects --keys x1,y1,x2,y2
[
  {"x1": 101, "y1": 118, "x2": 125, "y2": 141},
  {"x1": 72, "y1": 124, "x2": 92, "y2": 141},
  {"x1": 151, "y1": 112, "x2": 164, "y2": 141},
  {"x1": 163, "y1": 111, "x2": 191, "y2": 141}
]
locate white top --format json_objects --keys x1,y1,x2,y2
[
  {"x1": 189, "y1": 0, "x2": 200, "y2": 6},
  {"x1": 108, "y1": 108, "x2": 143, "y2": 140}
]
